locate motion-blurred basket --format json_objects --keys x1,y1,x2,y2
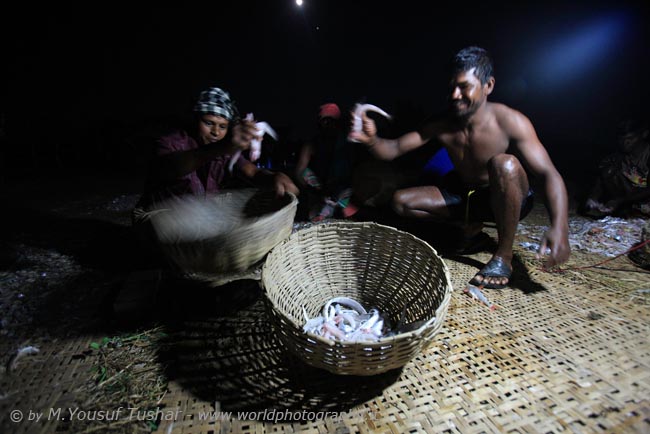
[
  {"x1": 262, "y1": 221, "x2": 453, "y2": 375},
  {"x1": 150, "y1": 189, "x2": 297, "y2": 284}
]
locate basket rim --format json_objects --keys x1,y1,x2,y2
[
  {"x1": 157, "y1": 189, "x2": 298, "y2": 276},
  {"x1": 155, "y1": 189, "x2": 298, "y2": 240},
  {"x1": 262, "y1": 220, "x2": 443, "y2": 275}
]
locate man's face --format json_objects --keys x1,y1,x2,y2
[
  {"x1": 619, "y1": 130, "x2": 647, "y2": 153},
  {"x1": 197, "y1": 114, "x2": 230, "y2": 145},
  {"x1": 318, "y1": 116, "x2": 339, "y2": 136},
  {"x1": 448, "y1": 68, "x2": 491, "y2": 118}
]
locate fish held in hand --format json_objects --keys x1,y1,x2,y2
[
  {"x1": 228, "y1": 113, "x2": 278, "y2": 173},
  {"x1": 349, "y1": 103, "x2": 392, "y2": 143}
]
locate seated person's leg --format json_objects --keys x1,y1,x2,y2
[
  {"x1": 469, "y1": 154, "x2": 530, "y2": 289},
  {"x1": 352, "y1": 160, "x2": 401, "y2": 208},
  {"x1": 392, "y1": 186, "x2": 452, "y2": 220}
]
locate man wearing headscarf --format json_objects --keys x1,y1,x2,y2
[
  {"x1": 135, "y1": 87, "x2": 298, "y2": 214},
  {"x1": 132, "y1": 87, "x2": 299, "y2": 262}
]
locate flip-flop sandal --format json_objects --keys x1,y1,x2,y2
[
  {"x1": 455, "y1": 232, "x2": 492, "y2": 255},
  {"x1": 469, "y1": 257, "x2": 512, "y2": 289}
]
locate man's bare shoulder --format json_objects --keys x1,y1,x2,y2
[
  {"x1": 490, "y1": 102, "x2": 535, "y2": 137},
  {"x1": 417, "y1": 113, "x2": 450, "y2": 140}
]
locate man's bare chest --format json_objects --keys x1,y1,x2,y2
[{"x1": 443, "y1": 130, "x2": 509, "y2": 163}]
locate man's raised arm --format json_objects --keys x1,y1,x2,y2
[{"x1": 348, "y1": 112, "x2": 433, "y2": 161}]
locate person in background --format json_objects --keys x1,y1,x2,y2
[
  {"x1": 294, "y1": 103, "x2": 358, "y2": 221},
  {"x1": 584, "y1": 119, "x2": 650, "y2": 218}
]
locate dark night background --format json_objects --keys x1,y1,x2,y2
[{"x1": 2, "y1": 1, "x2": 650, "y2": 200}]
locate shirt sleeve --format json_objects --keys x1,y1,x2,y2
[{"x1": 154, "y1": 131, "x2": 194, "y2": 157}]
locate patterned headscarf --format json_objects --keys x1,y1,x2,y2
[{"x1": 193, "y1": 87, "x2": 236, "y2": 121}]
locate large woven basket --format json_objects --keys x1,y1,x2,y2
[
  {"x1": 262, "y1": 221, "x2": 453, "y2": 375},
  {"x1": 150, "y1": 189, "x2": 297, "y2": 280}
]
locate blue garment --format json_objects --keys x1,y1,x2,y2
[{"x1": 423, "y1": 148, "x2": 454, "y2": 177}]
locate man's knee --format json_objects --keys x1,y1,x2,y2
[
  {"x1": 391, "y1": 190, "x2": 408, "y2": 216},
  {"x1": 488, "y1": 154, "x2": 526, "y2": 180},
  {"x1": 488, "y1": 154, "x2": 525, "y2": 176}
]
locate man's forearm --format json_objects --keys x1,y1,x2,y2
[
  {"x1": 367, "y1": 137, "x2": 401, "y2": 161},
  {"x1": 156, "y1": 142, "x2": 232, "y2": 180},
  {"x1": 252, "y1": 168, "x2": 276, "y2": 187},
  {"x1": 545, "y1": 173, "x2": 569, "y2": 231}
]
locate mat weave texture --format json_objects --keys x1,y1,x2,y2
[{"x1": 1, "y1": 242, "x2": 649, "y2": 433}]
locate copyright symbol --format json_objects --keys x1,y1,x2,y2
[{"x1": 10, "y1": 410, "x2": 23, "y2": 422}]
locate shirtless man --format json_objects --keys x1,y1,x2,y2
[{"x1": 349, "y1": 46, "x2": 570, "y2": 288}]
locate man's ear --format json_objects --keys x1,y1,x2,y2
[{"x1": 485, "y1": 76, "x2": 495, "y2": 95}]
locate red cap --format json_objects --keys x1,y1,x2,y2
[{"x1": 319, "y1": 103, "x2": 341, "y2": 119}]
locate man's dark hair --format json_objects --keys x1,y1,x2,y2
[
  {"x1": 617, "y1": 119, "x2": 648, "y2": 136},
  {"x1": 453, "y1": 46, "x2": 494, "y2": 84}
]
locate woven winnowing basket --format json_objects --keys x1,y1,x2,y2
[
  {"x1": 262, "y1": 222, "x2": 453, "y2": 375},
  {"x1": 151, "y1": 189, "x2": 297, "y2": 275}
]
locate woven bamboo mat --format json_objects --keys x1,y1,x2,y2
[
  {"x1": 1, "y1": 238, "x2": 649, "y2": 433},
  {"x1": 149, "y1": 246, "x2": 650, "y2": 433}
]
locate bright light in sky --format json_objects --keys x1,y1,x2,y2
[
  {"x1": 296, "y1": 0, "x2": 303, "y2": 6},
  {"x1": 533, "y1": 13, "x2": 629, "y2": 87}
]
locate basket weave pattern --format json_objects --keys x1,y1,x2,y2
[
  {"x1": 154, "y1": 189, "x2": 297, "y2": 274},
  {"x1": 262, "y1": 222, "x2": 453, "y2": 375}
]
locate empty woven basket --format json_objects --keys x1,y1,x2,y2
[
  {"x1": 150, "y1": 189, "x2": 297, "y2": 279},
  {"x1": 262, "y1": 221, "x2": 453, "y2": 375}
]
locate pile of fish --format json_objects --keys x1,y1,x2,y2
[
  {"x1": 302, "y1": 296, "x2": 389, "y2": 342},
  {"x1": 518, "y1": 216, "x2": 645, "y2": 258}
]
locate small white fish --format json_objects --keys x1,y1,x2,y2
[
  {"x1": 360, "y1": 309, "x2": 380, "y2": 331},
  {"x1": 464, "y1": 284, "x2": 499, "y2": 310},
  {"x1": 338, "y1": 311, "x2": 357, "y2": 329},
  {"x1": 228, "y1": 113, "x2": 278, "y2": 173},
  {"x1": 322, "y1": 296, "x2": 367, "y2": 317},
  {"x1": 6, "y1": 346, "x2": 40, "y2": 372},
  {"x1": 349, "y1": 103, "x2": 392, "y2": 143},
  {"x1": 371, "y1": 319, "x2": 384, "y2": 336},
  {"x1": 322, "y1": 322, "x2": 346, "y2": 340}
]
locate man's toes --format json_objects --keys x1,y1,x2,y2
[{"x1": 485, "y1": 276, "x2": 507, "y2": 286}]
